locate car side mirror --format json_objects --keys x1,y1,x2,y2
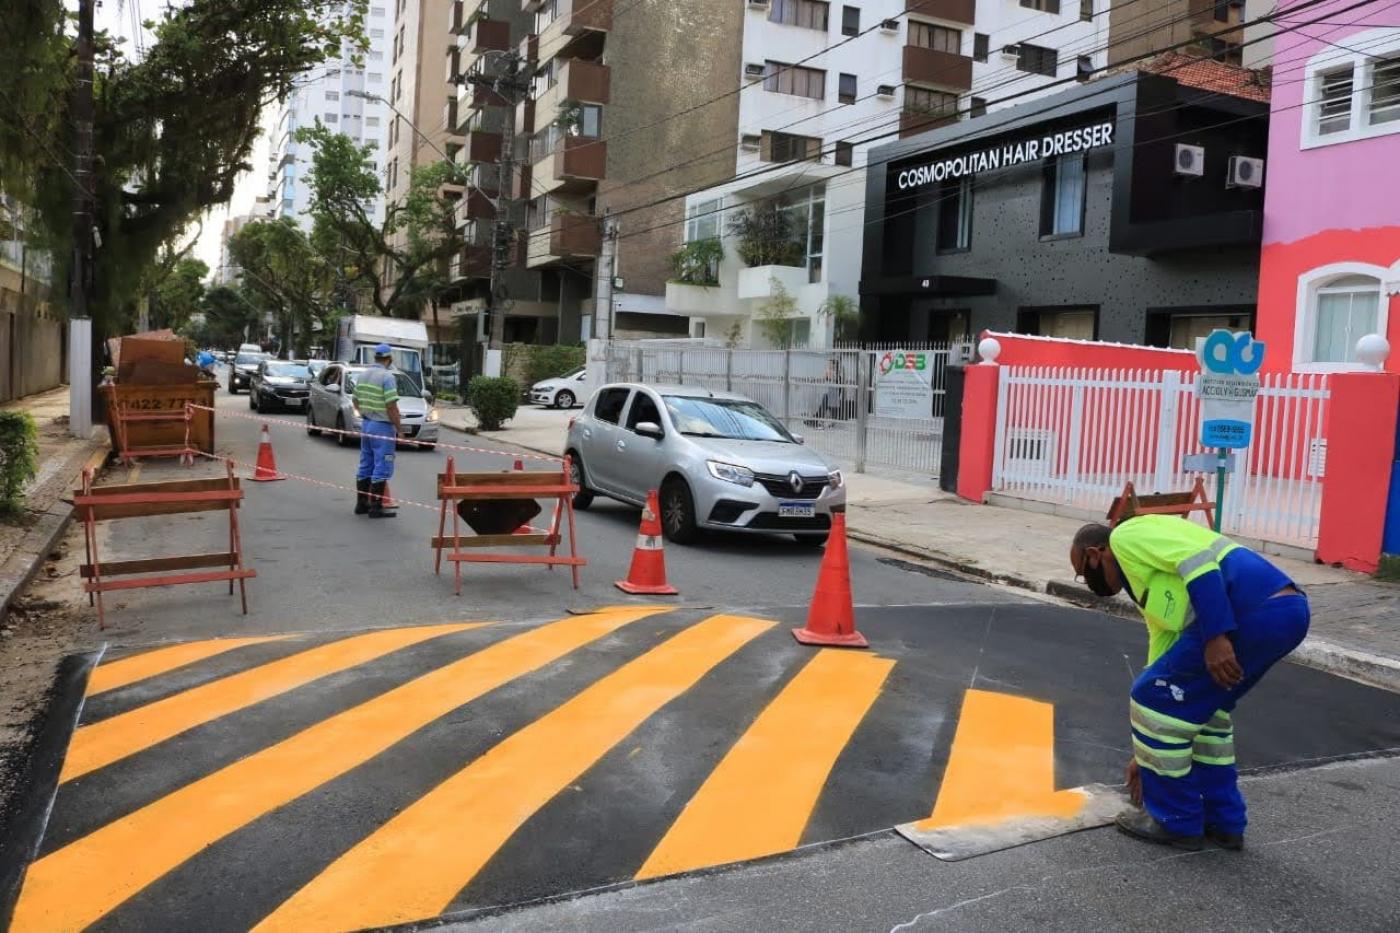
[
  {"x1": 327, "y1": 384, "x2": 342, "y2": 394},
  {"x1": 791, "y1": 433, "x2": 805, "y2": 445},
  {"x1": 634, "y1": 421, "x2": 664, "y2": 440}
]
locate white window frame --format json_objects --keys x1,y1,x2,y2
[
  {"x1": 1293, "y1": 261, "x2": 1400, "y2": 372},
  {"x1": 1300, "y1": 27, "x2": 1400, "y2": 149}
]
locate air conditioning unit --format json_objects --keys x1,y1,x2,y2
[
  {"x1": 876, "y1": 84, "x2": 896, "y2": 98},
  {"x1": 744, "y1": 62, "x2": 766, "y2": 80},
  {"x1": 1227, "y1": 155, "x2": 1264, "y2": 188},
  {"x1": 1174, "y1": 143, "x2": 1205, "y2": 177},
  {"x1": 880, "y1": 19, "x2": 899, "y2": 32},
  {"x1": 740, "y1": 133, "x2": 761, "y2": 151},
  {"x1": 1001, "y1": 44, "x2": 1021, "y2": 60}
]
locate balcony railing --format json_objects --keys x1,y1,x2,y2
[
  {"x1": 450, "y1": 244, "x2": 492, "y2": 281},
  {"x1": 527, "y1": 212, "x2": 601, "y2": 267},
  {"x1": 904, "y1": 0, "x2": 975, "y2": 25},
  {"x1": 530, "y1": 134, "x2": 607, "y2": 194},
  {"x1": 472, "y1": 18, "x2": 511, "y2": 54},
  {"x1": 899, "y1": 108, "x2": 958, "y2": 139},
  {"x1": 539, "y1": 0, "x2": 613, "y2": 61},
  {"x1": 454, "y1": 187, "x2": 497, "y2": 225},
  {"x1": 903, "y1": 45, "x2": 973, "y2": 91}
]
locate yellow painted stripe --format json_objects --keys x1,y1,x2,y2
[
  {"x1": 636, "y1": 649, "x2": 893, "y2": 880},
  {"x1": 254, "y1": 614, "x2": 774, "y2": 933},
  {"x1": 11, "y1": 607, "x2": 666, "y2": 933},
  {"x1": 915, "y1": 689, "x2": 1085, "y2": 831},
  {"x1": 61, "y1": 623, "x2": 483, "y2": 783},
  {"x1": 87, "y1": 635, "x2": 293, "y2": 696}
]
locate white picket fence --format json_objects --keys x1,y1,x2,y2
[{"x1": 992, "y1": 367, "x2": 1331, "y2": 548}]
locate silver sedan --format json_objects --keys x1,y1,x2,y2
[
  {"x1": 306, "y1": 362, "x2": 441, "y2": 450},
  {"x1": 565, "y1": 383, "x2": 845, "y2": 545}
]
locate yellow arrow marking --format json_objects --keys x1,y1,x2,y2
[
  {"x1": 87, "y1": 635, "x2": 293, "y2": 697},
  {"x1": 915, "y1": 689, "x2": 1084, "y2": 831}
]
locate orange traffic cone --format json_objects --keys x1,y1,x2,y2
[
  {"x1": 511, "y1": 459, "x2": 531, "y2": 534},
  {"x1": 792, "y1": 512, "x2": 867, "y2": 648},
  {"x1": 616, "y1": 490, "x2": 678, "y2": 595},
  {"x1": 251, "y1": 423, "x2": 284, "y2": 482}
]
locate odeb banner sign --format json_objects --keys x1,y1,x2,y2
[{"x1": 894, "y1": 121, "x2": 1115, "y2": 192}]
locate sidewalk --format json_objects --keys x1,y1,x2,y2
[
  {"x1": 441, "y1": 402, "x2": 1400, "y2": 692},
  {"x1": 0, "y1": 387, "x2": 108, "y2": 623}
]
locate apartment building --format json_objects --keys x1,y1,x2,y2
[
  {"x1": 668, "y1": 0, "x2": 1109, "y2": 349},
  {"x1": 216, "y1": 199, "x2": 273, "y2": 286},
  {"x1": 265, "y1": 5, "x2": 393, "y2": 228},
  {"x1": 1108, "y1": 0, "x2": 1275, "y2": 71},
  {"x1": 444, "y1": 0, "x2": 744, "y2": 365}
]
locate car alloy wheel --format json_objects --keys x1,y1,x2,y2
[
  {"x1": 569, "y1": 454, "x2": 594, "y2": 510},
  {"x1": 555, "y1": 390, "x2": 575, "y2": 410},
  {"x1": 307, "y1": 406, "x2": 321, "y2": 437},
  {"x1": 661, "y1": 479, "x2": 698, "y2": 545}
]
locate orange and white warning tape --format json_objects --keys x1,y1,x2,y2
[
  {"x1": 189, "y1": 450, "x2": 440, "y2": 513},
  {"x1": 185, "y1": 404, "x2": 564, "y2": 463}
]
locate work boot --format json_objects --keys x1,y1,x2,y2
[
  {"x1": 1206, "y1": 827, "x2": 1245, "y2": 851},
  {"x1": 368, "y1": 481, "x2": 397, "y2": 519},
  {"x1": 1114, "y1": 809, "x2": 1203, "y2": 851},
  {"x1": 354, "y1": 478, "x2": 372, "y2": 515}
]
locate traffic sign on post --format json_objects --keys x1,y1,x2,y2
[{"x1": 1194, "y1": 330, "x2": 1266, "y2": 530}]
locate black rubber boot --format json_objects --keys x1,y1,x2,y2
[
  {"x1": 368, "y1": 481, "x2": 397, "y2": 519},
  {"x1": 1206, "y1": 827, "x2": 1245, "y2": 851},
  {"x1": 1114, "y1": 809, "x2": 1203, "y2": 851},
  {"x1": 354, "y1": 478, "x2": 372, "y2": 515}
]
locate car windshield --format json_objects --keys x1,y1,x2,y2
[
  {"x1": 234, "y1": 353, "x2": 263, "y2": 366},
  {"x1": 662, "y1": 396, "x2": 793, "y2": 442},
  {"x1": 265, "y1": 362, "x2": 310, "y2": 378},
  {"x1": 345, "y1": 371, "x2": 424, "y2": 398}
]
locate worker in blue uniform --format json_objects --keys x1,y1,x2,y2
[
  {"x1": 352, "y1": 344, "x2": 401, "y2": 519},
  {"x1": 1070, "y1": 515, "x2": 1310, "y2": 851}
]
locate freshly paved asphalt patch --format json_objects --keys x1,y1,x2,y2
[{"x1": 8, "y1": 603, "x2": 1400, "y2": 931}]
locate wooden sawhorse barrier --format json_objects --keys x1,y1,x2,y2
[
  {"x1": 75, "y1": 461, "x2": 255, "y2": 628},
  {"x1": 433, "y1": 456, "x2": 585, "y2": 595},
  {"x1": 1106, "y1": 478, "x2": 1216, "y2": 528}
]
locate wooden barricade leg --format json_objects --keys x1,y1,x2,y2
[
  {"x1": 182, "y1": 404, "x2": 195, "y2": 467},
  {"x1": 448, "y1": 459, "x2": 464, "y2": 597},
  {"x1": 225, "y1": 461, "x2": 250, "y2": 614},
  {"x1": 435, "y1": 456, "x2": 453, "y2": 576},
  {"x1": 564, "y1": 460, "x2": 581, "y2": 591},
  {"x1": 84, "y1": 470, "x2": 108, "y2": 629},
  {"x1": 1194, "y1": 477, "x2": 1216, "y2": 530},
  {"x1": 80, "y1": 470, "x2": 96, "y2": 609}
]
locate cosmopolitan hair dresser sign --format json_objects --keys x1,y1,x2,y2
[{"x1": 894, "y1": 121, "x2": 1115, "y2": 191}]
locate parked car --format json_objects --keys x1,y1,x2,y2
[
  {"x1": 565, "y1": 384, "x2": 844, "y2": 545},
  {"x1": 307, "y1": 362, "x2": 440, "y2": 450},
  {"x1": 227, "y1": 350, "x2": 267, "y2": 394},
  {"x1": 530, "y1": 367, "x2": 588, "y2": 409},
  {"x1": 250, "y1": 360, "x2": 312, "y2": 413},
  {"x1": 306, "y1": 358, "x2": 329, "y2": 381}
]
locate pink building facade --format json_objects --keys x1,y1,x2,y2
[{"x1": 1255, "y1": 2, "x2": 1400, "y2": 373}]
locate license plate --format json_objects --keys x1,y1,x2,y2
[
  {"x1": 778, "y1": 502, "x2": 815, "y2": 519},
  {"x1": 287, "y1": 399, "x2": 305, "y2": 408}
]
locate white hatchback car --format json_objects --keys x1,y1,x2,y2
[{"x1": 530, "y1": 367, "x2": 588, "y2": 409}]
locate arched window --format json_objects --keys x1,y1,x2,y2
[{"x1": 1309, "y1": 273, "x2": 1382, "y2": 364}]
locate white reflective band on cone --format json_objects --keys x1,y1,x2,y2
[{"x1": 637, "y1": 535, "x2": 662, "y2": 550}]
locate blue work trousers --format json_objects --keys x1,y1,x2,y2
[
  {"x1": 356, "y1": 419, "x2": 397, "y2": 483},
  {"x1": 1130, "y1": 593, "x2": 1310, "y2": 836}
]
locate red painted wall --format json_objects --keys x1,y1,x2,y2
[
  {"x1": 982, "y1": 331, "x2": 1199, "y2": 372},
  {"x1": 1316, "y1": 373, "x2": 1400, "y2": 571},
  {"x1": 957, "y1": 364, "x2": 1000, "y2": 502},
  {"x1": 1255, "y1": 227, "x2": 1400, "y2": 373}
]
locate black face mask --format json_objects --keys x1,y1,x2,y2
[{"x1": 1082, "y1": 559, "x2": 1117, "y2": 597}]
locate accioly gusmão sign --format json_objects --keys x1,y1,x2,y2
[{"x1": 894, "y1": 121, "x2": 1115, "y2": 191}]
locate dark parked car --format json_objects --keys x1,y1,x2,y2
[
  {"x1": 250, "y1": 360, "x2": 312, "y2": 412},
  {"x1": 227, "y1": 351, "x2": 267, "y2": 394}
]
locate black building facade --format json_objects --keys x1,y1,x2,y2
[{"x1": 860, "y1": 71, "x2": 1268, "y2": 347}]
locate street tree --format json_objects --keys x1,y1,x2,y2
[
  {"x1": 0, "y1": 0, "x2": 364, "y2": 342},
  {"x1": 226, "y1": 219, "x2": 329, "y2": 357},
  {"x1": 198, "y1": 284, "x2": 262, "y2": 349},
  {"x1": 150, "y1": 256, "x2": 209, "y2": 333}
]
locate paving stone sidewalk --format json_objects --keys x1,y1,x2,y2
[{"x1": 443, "y1": 402, "x2": 1400, "y2": 691}]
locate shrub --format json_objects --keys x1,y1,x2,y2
[
  {"x1": 667, "y1": 238, "x2": 724, "y2": 285},
  {"x1": 467, "y1": 376, "x2": 520, "y2": 431},
  {"x1": 525, "y1": 344, "x2": 586, "y2": 386},
  {"x1": 726, "y1": 204, "x2": 804, "y2": 268},
  {"x1": 0, "y1": 411, "x2": 39, "y2": 518}
]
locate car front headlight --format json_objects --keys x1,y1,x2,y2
[
  {"x1": 707, "y1": 461, "x2": 755, "y2": 487},
  {"x1": 828, "y1": 470, "x2": 843, "y2": 489},
  {"x1": 427, "y1": 407, "x2": 440, "y2": 423}
]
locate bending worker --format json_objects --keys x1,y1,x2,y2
[
  {"x1": 1070, "y1": 514, "x2": 1309, "y2": 851},
  {"x1": 353, "y1": 343, "x2": 401, "y2": 519}
]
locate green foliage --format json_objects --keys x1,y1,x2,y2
[
  {"x1": 553, "y1": 99, "x2": 583, "y2": 132},
  {"x1": 0, "y1": 411, "x2": 40, "y2": 518},
  {"x1": 154, "y1": 257, "x2": 209, "y2": 333},
  {"x1": 194, "y1": 284, "x2": 261, "y2": 348},
  {"x1": 524, "y1": 345, "x2": 585, "y2": 386},
  {"x1": 724, "y1": 321, "x2": 744, "y2": 349},
  {"x1": 227, "y1": 219, "x2": 330, "y2": 357},
  {"x1": 726, "y1": 204, "x2": 804, "y2": 268},
  {"x1": 756, "y1": 277, "x2": 799, "y2": 349},
  {"x1": 668, "y1": 238, "x2": 724, "y2": 286},
  {"x1": 0, "y1": 0, "x2": 366, "y2": 344},
  {"x1": 467, "y1": 376, "x2": 520, "y2": 431},
  {"x1": 818, "y1": 293, "x2": 861, "y2": 342}
]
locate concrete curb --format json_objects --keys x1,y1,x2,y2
[
  {"x1": 0, "y1": 446, "x2": 109, "y2": 625},
  {"x1": 846, "y1": 527, "x2": 1400, "y2": 694}
]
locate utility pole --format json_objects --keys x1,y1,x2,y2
[
  {"x1": 593, "y1": 212, "x2": 617, "y2": 344},
  {"x1": 68, "y1": 0, "x2": 96, "y2": 438}
]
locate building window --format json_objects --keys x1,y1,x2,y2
[
  {"x1": 905, "y1": 86, "x2": 958, "y2": 119},
  {"x1": 371, "y1": 5, "x2": 385, "y2": 16},
  {"x1": 1019, "y1": 0, "x2": 1060, "y2": 13},
  {"x1": 1302, "y1": 30, "x2": 1400, "y2": 148},
  {"x1": 1310, "y1": 274, "x2": 1383, "y2": 364},
  {"x1": 908, "y1": 21, "x2": 961, "y2": 54},
  {"x1": 370, "y1": 28, "x2": 384, "y2": 38},
  {"x1": 838, "y1": 73, "x2": 857, "y2": 104},
  {"x1": 685, "y1": 197, "x2": 723, "y2": 242},
  {"x1": 1018, "y1": 43, "x2": 1058, "y2": 77},
  {"x1": 324, "y1": 112, "x2": 338, "y2": 123},
  {"x1": 1207, "y1": 37, "x2": 1242, "y2": 66},
  {"x1": 325, "y1": 90, "x2": 340, "y2": 101},
  {"x1": 764, "y1": 61, "x2": 826, "y2": 100},
  {"x1": 1371, "y1": 56, "x2": 1400, "y2": 125},
  {"x1": 368, "y1": 71, "x2": 382, "y2": 83},
  {"x1": 936, "y1": 176, "x2": 973, "y2": 253},
  {"x1": 1077, "y1": 55, "x2": 1094, "y2": 81},
  {"x1": 366, "y1": 139, "x2": 380, "y2": 149},
  {"x1": 369, "y1": 50, "x2": 383, "y2": 62},
  {"x1": 1081, "y1": 0, "x2": 1093, "y2": 21},
  {"x1": 763, "y1": 130, "x2": 821, "y2": 162},
  {"x1": 973, "y1": 33, "x2": 989, "y2": 62},
  {"x1": 969, "y1": 96, "x2": 987, "y2": 118},
  {"x1": 771, "y1": 184, "x2": 826, "y2": 282},
  {"x1": 1040, "y1": 153, "x2": 1086, "y2": 238},
  {"x1": 834, "y1": 140, "x2": 854, "y2": 166},
  {"x1": 366, "y1": 116, "x2": 380, "y2": 127},
  {"x1": 769, "y1": 0, "x2": 829, "y2": 31},
  {"x1": 576, "y1": 103, "x2": 603, "y2": 138},
  {"x1": 1018, "y1": 308, "x2": 1098, "y2": 340},
  {"x1": 841, "y1": 5, "x2": 860, "y2": 37},
  {"x1": 1318, "y1": 68, "x2": 1354, "y2": 135}
]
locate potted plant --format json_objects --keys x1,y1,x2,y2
[
  {"x1": 667, "y1": 238, "x2": 724, "y2": 286},
  {"x1": 726, "y1": 204, "x2": 804, "y2": 268}
]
